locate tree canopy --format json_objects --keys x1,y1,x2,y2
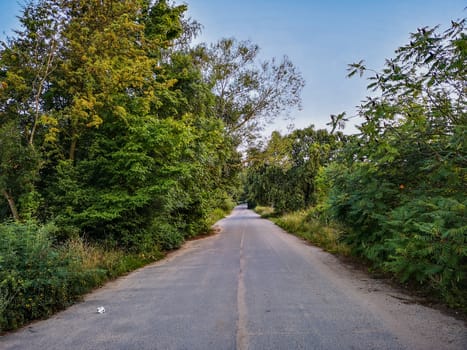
[
  {"x1": 0, "y1": 0, "x2": 303, "y2": 249},
  {"x1": 194, "y1": 38, "x2": 305, "y2": 145}
]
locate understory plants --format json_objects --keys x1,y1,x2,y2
[{"x1": 0, "y1": 220, "x2": 165, "y2": 331}]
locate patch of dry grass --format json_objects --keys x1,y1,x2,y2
[
  {"x1": 254, "y1": 206, "x2": 275, "y2": 218},
  {"x1": 272, "y1": 209, "x2": 350, "y2": 255}
]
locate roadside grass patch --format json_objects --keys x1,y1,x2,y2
[
  {"x1": 206, "y1": 208, "x2": 228, "y2": 227},
  {"x1": 274, "y1": 211, "x2": 350, "y2": 255},
  {"x1": 254, "y1": 206, "x2": 275, "y2": 218},
  {"x1": 254, "y1": 207, "x2": 350, "y2": 256}
]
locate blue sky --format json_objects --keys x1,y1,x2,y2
[{"x1": 1, "y1": 0, "x2": 465, "y2": 135}]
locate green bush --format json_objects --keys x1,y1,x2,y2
[
  {"x1": 324, "y1": 162, "x2": 399, "y2": 263},
  {"x1": 151, "y1": 220, "x2": 185, "y2": 251},
  {"x1": 0, "y1": 221, "x2": 163, "y2": 331},
  {"x1": 254, "y1": 206, "x2": 275, "y2": 218},
  {"x1": 383, "y1": 197, "x2": 467, "y2": 308},
  {"x1": 0, "y1": 221, "x2": 100, "y2": 330}
]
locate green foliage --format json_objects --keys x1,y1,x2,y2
[
  {"x1": 245, "y1": 126, "x2": 346, "y2": 213},
  {"x1": 246, "y1": 18, "x2": 466, "y2": 310},
  {"x1": 324, "y1": 19, "x2": 467, "y2": 308},
  {"x1": 383, "y1": 197, "x2": 467, "y2": 306},
  {"x1": 1, "y1": 0, "x2": 241, "y2": 249},
  {"x1": 150, "y1": 220, "x2": 185, "y2": 251},
  {"x1": 256, "y1": 207, "x2": 349, "y2": 255},
  {"x1": 0, "y1": 122, "x2": 41, "y2": 220},
  {"x1": 0, "y1": 220, "x2": 163, "y2": 331},
  {"x1": 0, "y1": 0, "x2": 59, "y2": 220},
  {"x1": 144, "y1": 0, "x2": 187, "y2": 44},
  {"x1": 254, "y1": 206, "x2": 275, "y2": 218},
  {"x1": 323, "y1": 161, "x2": 399, "y2": 262},
  {"x1": 0, "y1": 221, "x2": 101, "y2": 330}
]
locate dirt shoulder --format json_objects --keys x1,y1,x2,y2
[{"x1": 293, "y1": 237, "x2": 467, "y2": 349}]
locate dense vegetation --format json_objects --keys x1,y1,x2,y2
[
  {"x1": 1, "y1": 0, "x2": 464, "y2": 332},
  {"x1": 246, "y1": 19, "x2": 466, "y2": 309},
  {"x1": 0, "y1": 0, "x2": 303, "y2": 330}
]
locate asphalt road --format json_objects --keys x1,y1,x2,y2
[{"x1": 1, "y1": 205, "x2": 466, "y2": 349}]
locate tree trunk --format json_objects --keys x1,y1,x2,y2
[
  {"x1": 2, "y1": 189, "x2": 20, "y2": 221},
  {"x1": 69, "y1": 136, "x2": 77, "y2": 162}
]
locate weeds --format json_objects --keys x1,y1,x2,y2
[
  {"x1": 254, "y1": 207, "x2": 350, "y2": 255},
  {"x1": 0, "y1": 221, "x2": 162, "y2": 331},
  {"x1": 254, "y1": 206, "x2": 275, "y2": 218}
]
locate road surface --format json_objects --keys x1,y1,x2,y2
[{"x1": 1, "y1": 205, "x2": 466, "y2": 349}]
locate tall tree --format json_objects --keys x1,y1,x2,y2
[
  {"x1": 48, "y1": 0, "x2": 161, "y2": 162},
  {"x1": 194, "y1": 38, "x2": 305, "y2": 145},
  {"x1": 0, "y1": 0, "x2": 62, "y2": 219}
]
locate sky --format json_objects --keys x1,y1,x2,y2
[{"x1": 1, "y1": 0, "x2": 465, "y2": 135}]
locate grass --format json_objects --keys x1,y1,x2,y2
[
  {"x1": 206, "y1": 208, "x2": 229, "y2": 227},
  {"x1": 255, "y1": 206, "x2": 350, "y2": 256},
  {"x1": 254, "y1": 206, "x2": 275, "y2": 218},
  {"x1": 64, "y1": 237, "x2": 163, "y2": 279}
]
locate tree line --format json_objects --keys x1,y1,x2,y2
[
  {"x1": 245, "y1": 19, "x2": 466, "y2": 309},
  {"x1": 0, "y1": 0, "x2": 304, "y2": 245}
]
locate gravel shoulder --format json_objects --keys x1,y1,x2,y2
[{"x1": 269, "y1": 225, "x2": 467, "y2": 350}]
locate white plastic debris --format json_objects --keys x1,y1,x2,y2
[{"x1": 97, "y1": 306, "x2": 106, "y2": 314}]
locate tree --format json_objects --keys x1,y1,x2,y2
[
  {"x1": 1, "y1": 0, "x2": 239, "y2": 249},
  {"x1": 47, "y1": 0, "x2": 162, "y2": 162},
  {"x1": 245, "y1": 126, "x2": 345, "y2": 212},
  {"x1": 324, "y1": 18, "x2": 466, "y2": 304},
  {"x1": 194, "y1": 38, "x2": 305, "y2": 145},
  {"x1": 0, "y1": 123, "x2": 29, "y2": 221},
  {"x1": 38, "y1": 0, "x2": 221, "y2": 245},
  {"x1": 0, "y1": 0, "x2": 62, "y2": 220}
]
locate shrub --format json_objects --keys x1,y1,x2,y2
[
  {"x1": 0, "y1": 221, "x2": 162, "y2": 331},
  {"x1": 0, "y1": 221, "x2": 94, "y2": 330},
  {"x1": 151, "y1": 220, "x2": 185, "y2": 251},
  {"x1": 383, "y1": 197, "x2": 467, "y2": 308}
]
